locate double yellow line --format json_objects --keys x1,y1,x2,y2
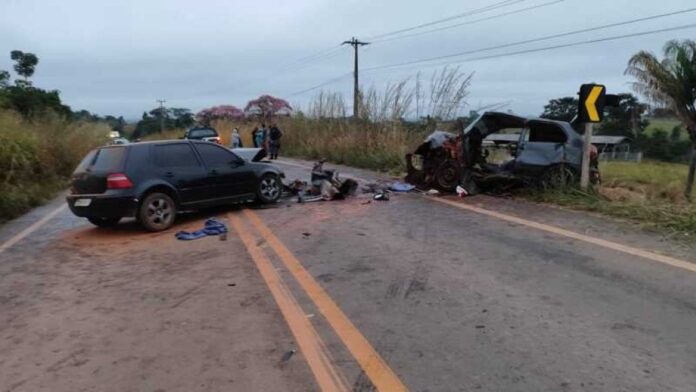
[{"x1": 230, "y1": 209, "x2": 408, "y2": 392}]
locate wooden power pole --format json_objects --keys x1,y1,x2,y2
[{"x1": 342, "y1": 37, "x2": 369, "y2": 119}]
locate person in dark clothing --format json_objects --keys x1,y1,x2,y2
[
  {"x1": 250, "y1": 126, "x2": 259, "y2": 148},
  {"x1": 268, "y1": 123, "x2": 283, "y2": 160}
]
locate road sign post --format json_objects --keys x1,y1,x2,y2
[
  {"x1": 578, "y1": 84, "x2": 606, "y2": 190},
  {"x1": 580, "y1": 122, "x2": 593, "y2": 189}
]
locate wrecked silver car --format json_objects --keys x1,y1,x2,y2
[{"x1": 406, "y1": 112, "x2": 600, "y2": 193}]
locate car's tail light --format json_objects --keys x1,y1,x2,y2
[{"x1": 107, "y1": 173, "x2": 133, "y2": 189}]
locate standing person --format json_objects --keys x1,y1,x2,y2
[
  {"x1": 230, "y1": 128, "x2": 242, "y2": 148},
  {"x1": 250, "y1": 126, "x2": 259, "y2": 148},
  {"x1": 255, "y1": 123, "x2": 267, "y2": 151},
  {"x1": 268, "y1": 123, "x2": 283, "y2": 160}
]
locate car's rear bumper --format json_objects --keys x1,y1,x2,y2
[{"x1": 66, "y1": 194, "x2": 138, "y2": 218}]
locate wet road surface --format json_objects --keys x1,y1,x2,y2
[{"x1": 1, "y1": 158, "x2": 696, "y2": 392}]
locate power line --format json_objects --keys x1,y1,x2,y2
[
  {"x1": 365, "y1": 0, "x2": 528, "y2": 41},
  {"x1": 364, "y1": 8, "x2": 696, "y2": 72},
  {"x1": 289, "y1": 21, "x2": 696, "y2": 100},
  {"x1": 371, "y1": 0, "x2": 566, "y2": 44},
  {"x1": 287, "y1": 73, "x2": 353, "y2": 97},
  {"x1": 364, "y1": 23, "x2": 696, "y2": 75}
]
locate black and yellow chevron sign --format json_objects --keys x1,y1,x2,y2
[{"x1": 578, "y1": 84, "x2": 606, "y2": 123}]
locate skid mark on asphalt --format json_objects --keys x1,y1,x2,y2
[
  {"x1": 431, "y1": 197, "x2": 696, "y2": 274},
  {"x1": 0, "y1": 204, "x2": 67, "y2": 255},
  {"x1": 229, "y1": 212, "x2": 350, "y2": 392},
  {"x1": 243, "y1": 209, "x2": 409, "y2": 392}
]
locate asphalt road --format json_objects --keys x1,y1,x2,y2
[{"x1": 1, "y1": 158, "x2": 696, "y2": 392}]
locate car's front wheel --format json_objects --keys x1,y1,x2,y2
[
  {"x1": 257, "y1": 173, "x2": 282, "y2": 204},
  {"x1": 139, "y1": 192, "x2": 177, "y2": 232},
  {"x1": 87, "y1": 216, "x2": 121, "y2": 228}
]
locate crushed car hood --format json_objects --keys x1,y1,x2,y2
[{"x1": 232, "y1": 148, "x2": 266, "y2": 162}]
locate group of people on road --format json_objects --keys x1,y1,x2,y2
[{"x1": 229, "y1": 123, "x2": 283, "y2": 160}]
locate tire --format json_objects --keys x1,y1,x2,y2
[
  {"x1": 435, "y1": 160, "x2": 461, "y2": 192},
  {"x1": 87, "y1": 216, "x2": 121, "y2": 228},
  {"x1": 138, "y1": 192, "x2": 177, "y2": 232},
  {"x1": 541, "y1": 165, "x2": 577, "y2": 189},
  {"x1": 257, "y1": 173, "x2": 282, "y2": 204}
]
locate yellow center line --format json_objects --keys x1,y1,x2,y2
[
  {"x1": 229, "y1": 213, "x2": 350, "y2": 392},
  {"x1": 243, "y1": 209, "x2": 409, "y2": 392},
  {"x1": 0, "y1": 204, "x2": 67, "y2": 255},
  {"x1": 430, "y1": 196, "x2": 696, "y2": 273}
]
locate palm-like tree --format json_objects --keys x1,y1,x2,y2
[{"x1": 625, "y1": 39, "x2": 696, "y2": 200}]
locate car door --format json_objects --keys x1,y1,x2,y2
[
  {"x1": 152, "y1": 143, "x2": 209, "y2": 204},
  {"x1": 193, "y1": 142, "x2": 257, "y2": 200},
  {"x1": 514, "y1": 121, "x2": 568, "y2": 176}
]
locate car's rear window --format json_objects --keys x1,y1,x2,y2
[
  {"x1": 91, "y1": 147, "x2": 126, "y2": 171},
  {"x1": 189, "y1": 128, "x2": 217, "y2": 138},
  {"x1": 74, "y1": 149, "x2": 97, "y2": 172}
]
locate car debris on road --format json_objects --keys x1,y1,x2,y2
[
  {"x1": 285, "y1": 159, "x2": 359, "y2": 203},
  {"x1": 175, "y1": 218, "x2": 228, "y2": 240}
]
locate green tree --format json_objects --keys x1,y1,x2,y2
[
  {"x1": 540, "y1": 97, "x2": 578, "y2": 122},
  {"x1": 10, "y1": 50, "x2": 39, "y2": 82},
  {"x1": 626, "y1": 39, "x2": 696, "y2": 200},
  {"x1": 598, "y1": 94, "x2": 649, "y2": 137},
  {"x1": 0, "y1": 70, "x2": 9, "y2": 88},
  {"x1": 670, "y1": 126, "x2": 683, "y2": 142}
]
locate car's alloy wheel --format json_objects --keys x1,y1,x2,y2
[
  {"x1": 258, "y1": 174, "x2": 281, "y2": 203},
  {"x1": 139, "y1": 192, "x2": 176, "y2": 231}
]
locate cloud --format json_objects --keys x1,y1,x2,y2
[{"x1": 1, "y1": 0, "x2": 695, "y2": 119}]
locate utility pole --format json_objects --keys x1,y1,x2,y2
[
  {"x1": 156, "y1": 99, "x2": 166, "y2": 132},
  {"x1": 342, "y1": 37, "x2": 369, "y2": 119}
]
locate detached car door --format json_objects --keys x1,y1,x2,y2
[
  {"x1": 152, "y1": 143, "x2": 209, "y2": 205},
  {"x1": 193, "y1": 142, "x2": 257, "y2": 200}
]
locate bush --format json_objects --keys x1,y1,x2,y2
[{"x1": 0, "y1": 110, "x2": 108, "y2": 221}]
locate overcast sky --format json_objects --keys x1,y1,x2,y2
[{"x1": 1, "y1": 0, "x2": 695, "y2": 120}]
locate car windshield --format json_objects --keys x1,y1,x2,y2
[{"x1": 188, "y1": 128, "x2": 217, "y2": 138}]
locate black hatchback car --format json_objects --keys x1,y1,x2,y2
[{"x1": 66, "y1": 140, "x2": 284, "y2": 231}]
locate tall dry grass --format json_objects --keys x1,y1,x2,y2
[
  {"x1": 0, "y1": 110, "x2": 110, "y2": 221},
  {"x1": 280, "y1": 67, "x2": 473, "y2": 171}
]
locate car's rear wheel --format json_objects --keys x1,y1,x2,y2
[
  {"x1": 541, "y1": 164, "x2": 577, "y2": 189},
  {"x1": 139, "y1": 192, "x2": 177, "y2": 232},
  {"x1": 257, "y1": 174, "x2": 282, "y2": 204},
  {"x1": 87, "y1": 216, "x2": 121, "y2": 228}
]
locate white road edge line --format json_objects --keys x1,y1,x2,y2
[
  {"x1": 0, "y1": 204, "x2": 67, "y2": 255},
  {"x1": 273, "y1": 159, "x2": 696, "y2": 273}
]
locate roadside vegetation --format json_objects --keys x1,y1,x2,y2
[
  {"x1": 0, "y1": 51, "x2": 111, "y2": 222},
  {"x1": 530, "y1": 161, "x2": 696, "y2": 236}
]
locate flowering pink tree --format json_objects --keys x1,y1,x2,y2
[
  {"x1": 196, "y1": 105, "x2": 245, "y2": 125},
  {"x1": 244, "y1": 95, "x2": 292, "y2": 118}
]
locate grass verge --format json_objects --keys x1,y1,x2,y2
[{"x1": 0, "y1": 110, "x2": 108, "y2": 222}]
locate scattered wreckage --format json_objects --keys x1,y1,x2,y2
[
  {"x1": 286, "y1": 159, "x2": 359, "y2": 202},
  {"x1": 406, "y1": 112, "x2": 600, "y2": 194}
]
